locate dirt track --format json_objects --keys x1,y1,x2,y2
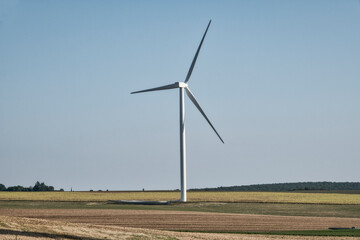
[{"x1": 1, "y1": 208, "x2": 359, "y2": 232}]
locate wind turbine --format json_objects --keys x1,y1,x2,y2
[{"x1": 131, "y1": 20, "x2": 223, "y2": 202}]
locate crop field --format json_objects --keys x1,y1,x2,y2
[
  {"x1": 2, "y1": 208, "x2": 360, "y2": 232},
  {"x1": 0, "y1": 191, "x2": 360, "y2": 239},
  {"x1": 4, "y1": 216, "x2": 359, "y2": 240},
  {"x1": 1, "y1": 191, "x2": 360, "y2": 204},
  {"x1": 1, "y1": 201, "x2": 360, "y2": 218}
]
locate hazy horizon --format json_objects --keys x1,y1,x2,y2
[{"x1": 3, "y1": 180, "x2": 360, "y2": 192}]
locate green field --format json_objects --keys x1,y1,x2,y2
[
  {"x1": 1, "y1": 200, "x2": 360, "y2": 218},
  {"x1": 177, "y1": 229, "x2": 360, "y2": 237},
  {"x1": 1, "y1": 191, "x2": 360, "y2": 204}
]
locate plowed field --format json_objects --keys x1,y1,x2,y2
[
  {"x1": 2, "y1": 216, "x2": 357, "y2": 240},
  {"x1": 1, "y1": 208, "x2": 359, "y2": 232}
]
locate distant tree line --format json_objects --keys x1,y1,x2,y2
[
  {"x1": 0, "y1": 181, "x2": 59, "y2": 191},
  {"x1": 189, "y1": 182, "x2": 360, "y2": 192}
]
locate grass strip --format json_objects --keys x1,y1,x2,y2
[{"x1": 173, "y1": 229, "x2": 360, "y2": 237}]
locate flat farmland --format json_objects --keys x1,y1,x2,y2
[
  {"x1": 3, "y1": 216, "x2": 358, "y2": 240},
  {"x1": 1, "y1": 208, "x2": 360, "y2": 232},
  {"x1": 1, "y1": 191, "x2": 360, "y2": 239},
  {"x1": 1, "y1": 191, "x2": 360, "y2": 204},
  {"x1": 1, "y1": 201, "x2": 360, "y2": 218}
]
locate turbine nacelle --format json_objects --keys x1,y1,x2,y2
[{"x1": 175, "y1": 82, "x2": 188, "y2": 88}]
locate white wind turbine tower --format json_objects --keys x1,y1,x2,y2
[{"x1": 131, "y1": 20, "x2": 224, "y2": 202}]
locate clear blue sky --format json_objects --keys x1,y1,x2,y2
[{"x1": 1, "y1": 0, "x2": 359, "y2": 191}]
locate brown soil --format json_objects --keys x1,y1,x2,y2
[
  {"x1": 1, "y1": 208, "x2": 359, "y2": 232},
  {"x1": 1, "y1": 215, "x2": 359, "y2": 240}
]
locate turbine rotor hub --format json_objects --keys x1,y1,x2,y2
[{"x1": 175, "y1": 82, "x2": 188, "y2": 88}]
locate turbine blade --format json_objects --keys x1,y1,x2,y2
[
  {"x1": 185, "y1": 87, "x2": 224, "y2": 143},
  {"x1": 131, "y1": 83, "x2": 178, "y2": 94},
  {"x1": 184, "y1": 20, "x2": 211, "y2": 84}
]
